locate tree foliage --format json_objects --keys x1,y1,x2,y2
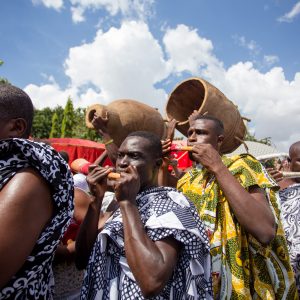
[
  {"x1": 49, "y1": 112, "x2": 60, "y2": 138},
  {"x1": 244, "y1": 131, "x2": 272, "y2": 146},
  {"x1": 61, "y1": 97, "x2": 75, "y2": 138},
  {"x1": 31, "y1": 97, "x2": 102, "y2": 141},
  {"x1": 0, "y1": 59, "x2": 9, "y2": 84},
  {"x1": 31, "y1": 108, "x2": 53, "y2": 138}
]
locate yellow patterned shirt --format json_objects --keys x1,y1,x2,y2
[{"x1": 178, "y1": 154, "x2": 298, "y2": 299}]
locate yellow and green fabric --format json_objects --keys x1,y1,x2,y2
[{"x1": 178, "y1": 154, "x2": 298, "y2": 299}]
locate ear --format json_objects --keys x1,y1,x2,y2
[
  {"x1": 217, "y1": 134, "x2": 224, "y2": 148},
  {"x1": 9, "y1": 118, "x2": 28, "y2": 138}
]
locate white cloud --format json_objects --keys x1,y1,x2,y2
[
  {"x1": 33, "y1": 0, "x2": 155, "y2": 23},
  {"x1": 64, "y1": 21, "x2": 169, "y2": 110},
  {"x1": 263, "y1": 55, "x2": 279, "y2": 66},
  {"x1": 233, "y1": 35, "x2": 261, "y2": 55},
  {"x1": 24, "y1": 81, "x2": 78, "y2": 109},
  {"x1": 32, "y1": 0, "x2": 64, "y2": 11},
  {"x1": 163, "y1": 24, "x2": 222, "y2": 74},
  {"x1": 24, "y1": 21, "x2": 300, "y2": 151},
  {"x1": 278, "y1": 1, "x2": 300, "y2": 23},
  {"x1": 70, "y1": 5, "x2": 85, "y2": 23},
  {"x1": 69, "y1": 0, "x2": 155, "y2": 22},
  {"x1": 219, "y1": 63, "x2": 300, "y2": 151}
]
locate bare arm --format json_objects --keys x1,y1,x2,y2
[
  {"x1": 110, "y1": 166, "x2": 181, "y2": 297},
  {"x1": 0, "y1": 168, "x2": 53, "y2": 288},
  {"x1": 120, "y1": 202, "x2": 181, "y2": 297},
  {"x1": 92, "y1": 111, "x2": 118, "y2": 165},
  {"x1": 75, "y1": 166, "x2": 113, "y2": 270},
  {"x1": 192, "y1": 144, "x2": 276, "y2": 245}
]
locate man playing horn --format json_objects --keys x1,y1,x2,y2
[
  {"x1": 162, "y1": 111, "x2": 297, "y2": 299},
  {"x1": 274, "y1": 141, "x2": 300, "y2": 295},
  {"x1": 75, "y1": 131, "x2": 213, "y2": 299}
]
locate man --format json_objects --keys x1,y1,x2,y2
[
  {"x1": 276, "y1": 141, "x2": 300, "y2": 295},
  {"x1": 0, "y1": 84, "x2": 73, "y2": 299},
  {"x1": 166, "y1": 112, "x2": 297, "y2": 299},
  {"x1": 75, "y1": 131, "x2": 213, "y2": 299}
]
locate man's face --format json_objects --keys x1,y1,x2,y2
[
  {"x1": 289, "y1": 146, "x2": 300, "y2": 173},
  {"x1": 187, "y1": 119, "x2": 221, "y2": 150},
  {"x1": 116, "y1": 136, "x2": 158, "y2": 189}
]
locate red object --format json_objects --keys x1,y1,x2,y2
[
  {"x1": 80, "y1": 162, "x2": 92, "y2": 174},
  {"x1": 45, "y1": 138, "x2": 192, "y2": 171},
  {"x1": 170, "y1": 140, "x2": 193, "y2": 170},
  {"x1": 46, "y1": 138, "x2": 111, "y2": 166},
  {"x1": 61, "y1": 219, "x2": 81, "y2": 245}
]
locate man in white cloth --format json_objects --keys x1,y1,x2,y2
[
  {"x1": 76, "y1": 131, "x2": 212, "y2": 299},
  {"x1": 278, "y1": 141, "x2": 300, "y2": 294}
]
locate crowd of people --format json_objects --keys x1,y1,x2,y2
[{"x1": 0, "y1": 83, "x2": 299, "y2": 299}]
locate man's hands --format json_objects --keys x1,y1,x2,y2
[
  {"x1": 91, "y1": 110, "x2": 109, "y2": 136},
  {"x1": 266, "y1": 168, "x2": 283, "y2": 182},
  {"x1": 87, "y1": 164, "x2": 141, "y2": 204},
  {"x1": 190, "y1": 144, "x2": 225, "y2": 174},
  {"x1": 87, "y1": 165, "x2": 113, "y2": 200},
  {"x1": 108, "y1": 166, "x2": 140, "y2": 204}
]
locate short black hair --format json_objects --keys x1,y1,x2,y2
[
  {"x1": 289, "y1": 141, "x2": 300, "y2": 155},
  {"x1": 127, "y1": 131, "x2": 163, "y2": 159},
  {"x1": 0, "y1": 84, "x2": 34, "y2": 137},
  {"x1": 191, "y1": 114, "x2": 224, "y2": 135}
]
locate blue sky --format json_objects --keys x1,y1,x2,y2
[{"x1": 1, "y1": 0, "x2": 300, "y2": 151}]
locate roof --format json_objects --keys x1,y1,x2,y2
[{"x1": 228, "y1": 141, "x2": 287, "y2": 159}]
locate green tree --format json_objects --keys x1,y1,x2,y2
[
  {"x1": 245, "y1": 130, "x2": 272, "y2": 146},
  {"x1": 72, "y1": 107, "x2": 86, "y2": 138},
  {"x1": 0, "y1": 59, "x2": 9, "y2": 84},
  {"x1": 61, "y1": 97, "x2": 75, "y2": 137},
  {"x1": 53, "y1": 105, "x2": 64, "y2": 128},
  {"x1": 49, "y1": 112, "x2": 60, "y2": 138},
  {"x1": 31, "y1": 108, "x2": 53, "y2": 138},
  {"x1": 71, "y1": 107, "x2": 102, "y2": 141}
]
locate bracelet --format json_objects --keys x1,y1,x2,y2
[{"x1": 104, "y1": 139, "x2": 114, "y2": 146}]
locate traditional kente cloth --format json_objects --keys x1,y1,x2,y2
[
  {"x1": 81, "y1": 186, "x2": 213, "y2": 299},
  {"x1": 279, "y1": 183, "x2": 300, "y2": 295},
  {"x1": 178, "y1": 154, "x2": 298, "y2": 299},
  {"x1": 0, "y1": 138, "x2": 74, "y2": 299}
]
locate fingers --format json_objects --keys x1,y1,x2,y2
[
  {"x1": 161, "y1": 139, "x2": 172, "y2": 155},
  {"x1": 87, "y1": 166, "x2": 113, "y2": 184},
  {"x1": 101, "y1": 109, "x2": 109, "y2": 121}
]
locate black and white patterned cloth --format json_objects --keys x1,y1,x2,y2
[
  {"x1": 81, "y1": 186, "x2": 213, "y2": 300},
  {"x1": 279, "y1": 183, "x2": 300, "y2": 294},
  {"x1": 0, "y1": 138, "x2": 74, "y2": 299}
]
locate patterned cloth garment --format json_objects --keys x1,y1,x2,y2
[
  {"x1": 0, "y1": 138, "x2": 74, "y2": 299},
  {"x1": 178, "y1": 154, "x2": 298, "y2": 299},
  {"x1": 81, "y1": 186, "x2": 213, "y2": 300},
  {"x1": 279, "y1": 183, "x2": 300, "y2": 295}
]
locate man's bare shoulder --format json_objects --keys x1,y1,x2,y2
[{"x1": 0, "y1": 167, "x2": 52, "y2": 209}]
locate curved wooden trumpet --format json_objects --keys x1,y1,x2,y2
[
  {"x1": 107, "y1": 172, "x2": 121, "y2": 180},
  {"x1": 282, "y1": 172, "x2": 300, "y2": 179},
  {"x1": 171, "y1": 145, "x2": 193, "y2": 152}
]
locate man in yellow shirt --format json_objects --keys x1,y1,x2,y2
[{"x1": 165, "y1": 111, "x2": 297, "y2": 299}]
